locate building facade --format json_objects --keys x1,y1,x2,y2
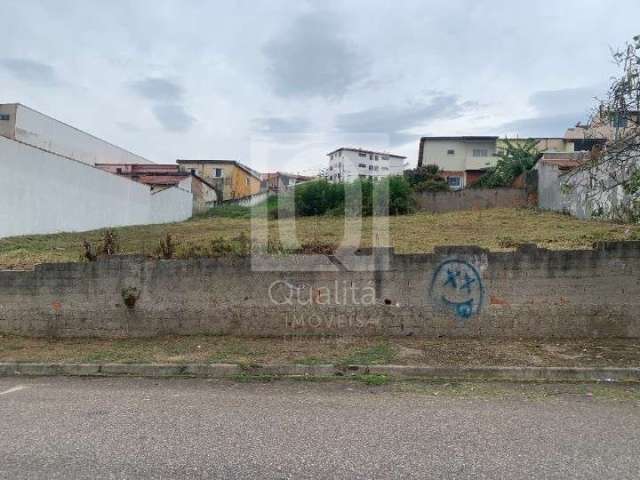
[
  {"x1": 262, "y1": 172, "x2": 313, "y2": 193},
  {"x1": 418, "y1": 136, "x2": 498, "y2": 189},
  {"x1": 327, "y1": 148, "x2": 406, "y2": 183},
  {"x1": 0, "y1": 103, "x2": 151, "y2": 166},
  {"x1": 177, "y1": 160, "x2": 262, "y2": 201}
]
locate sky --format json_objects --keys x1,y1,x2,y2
[{"x1": 2, "y1": 0, "x2": 639, "y2": 174}]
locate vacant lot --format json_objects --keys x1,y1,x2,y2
[{"x1": 1, "y1": 208, "x2": 639, "y2": 269}]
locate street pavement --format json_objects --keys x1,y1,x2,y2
[{"x1": 0, "y1": 377, "x2": 639, "y2": 479}]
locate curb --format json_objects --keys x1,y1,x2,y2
[{"x1": 0, "y1": 363, "x2": 639, "y2": 383}]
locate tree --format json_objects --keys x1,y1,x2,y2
[
  {"x1": 568, "y1": 34, "x2": 640, "y2": 222},
  {"x1": 403, "y1": 164, "x2": 450, "y2": 192},
  {"x1": 472, "y1": 138, "x2": 541, "y2": 188}
]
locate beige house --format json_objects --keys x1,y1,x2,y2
[
  {"x1": 419, "y1": 135, "x2": 586, "y2": 190},
  {"x1": 177, "y1": 160, "x2": 262, "y2": 201},
  {"x1": 418, "y1": 136, "x2": 498, "y2": 189}
]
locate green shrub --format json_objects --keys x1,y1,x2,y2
[
  {"x1": 473, "y1": 138, "x2": 541, "y2": 188},
  {"x1": 294, "y1": 180, "x2": 344, "y2": 216},
  {"x1": 291, "y1": 177, "x2": 413, "y2": 217},
  {"x1": 404, "y1": 165, "x2": 450, "y2": 192},
  {"x1": 198, "y1": 204, "x2": 252, "y2": 219},
  {"x1": 388, "y1": 176, "x2": 415, "y2": 215}
]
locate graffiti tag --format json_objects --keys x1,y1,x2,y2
[{"x1": 429, "y1": 259, "x2": 484, "y2": 321}]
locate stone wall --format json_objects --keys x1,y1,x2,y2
[
  {"x1": 414, "y1": 188, "x2": 528, "y2": 213},
  {"x1": 1, "y1": 242, "x2": 639, "y2": 338}
]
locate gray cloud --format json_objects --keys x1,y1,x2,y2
[
  {"x1": 252, "y1": 116, "x2": 311, "y2": 134},
  {"x1": 263, "y1": 11, "x2": 369, "y2": 99},
  {"x1": 151, "y1": 104, "x2": 195, "y2": 132},
  {"x1": 129, "y1": 77, "x2": 183, "y2": 102},
  {"x1": 335, "y1": 94, "x2": 475, "y2": 145},
  {"x1": 499, "y1": 113, "x2": 585, "y2": 137},
  {"x1": 529, "y1": 86, "x2": 600, "y2": 115},
  {"x1": 0, "y1": 58, "x2": 59, "y2": 86},
  {"x1": 498, "y1": 87, "x2": 600, "y2": 136},
  {"x1": 129, "y1": 77, "x2": 195, "y2": 132}
]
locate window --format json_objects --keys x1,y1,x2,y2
[
  {"x1": 245, "y1": 177, "x2": 249, "y2": 186},
  {"x1": 0, "y1": 114, "x2": 10, "y2": 121},
  {"x1": 358, "y1": 152, "x2": 367, "y2": 157},
  {"x1": 447, "y1": 176, "x2": 461, "y2": 187},
  {"x1": 190, "y1": 169, "x2": 196, "y2": 175},
  {"x1": 447, "y1": 149, "x2": 455, "y2": 155},
  {"x1": 358, "y1": 163, "x2": 367, "y2": 168},
  {"x1": 381, "y1": 155, "x2": 389, "y2": 160},
  {"x1": 116, "y1": 168, "x2": 123, "y2": 174},
  {"x1": 215, "y1": 168, "x2": 223, "y2": 177},
  {"x1": 472, "y1": 149, "x2": 488, "y2": 157},
  {"x1": 369, "y1": 165, "x2": 374, "y2": 170}
]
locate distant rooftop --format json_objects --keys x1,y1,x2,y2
[
  {"x1": 540, "y1": 151, "x2": 590, "y2": 169},
  {"x1": 420, "y1": 136, "x2": 499, "y2": 142},
  {"x1": 176, "y1": 159, "x2": 262, "y2": 179},
  {"x1": 327, "y1": 147, "x2": 406, "y2": 158},
  {"x1": 95, "y1": 163, "x2": 217, "y2": 189}
]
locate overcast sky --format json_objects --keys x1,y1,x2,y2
[{"x1": 2, "y1": 0, "x2": 639, "y2": 173}]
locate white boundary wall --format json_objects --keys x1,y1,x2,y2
[{"x1": 0, "y1": 136, "x2": 192, "y2": 238}]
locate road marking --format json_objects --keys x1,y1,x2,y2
[{"x1": 0, "y1": 386, "x2": 28, "y2": 396}]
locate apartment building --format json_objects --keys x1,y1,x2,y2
[{"x1": 327, "y1": 148, "x2": 406, "y2": 183}]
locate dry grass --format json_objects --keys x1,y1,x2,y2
[
  {"x1": 1, "y1": 335, "x2": 640, "y2": 367},
  {"x1": 1, "y1": 208, "x2": 639, "y2": 269}
]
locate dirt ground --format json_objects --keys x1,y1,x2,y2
[
  {"x1": 2, "y1": 208, "x2": 639, "y2": 270},
  {"x1": 1, "y1": 335, "x2": 639, "y2": 367}
]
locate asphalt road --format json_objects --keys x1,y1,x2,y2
[{"x1": 1, "y1": 378, "x2": 639, "y2": 479}]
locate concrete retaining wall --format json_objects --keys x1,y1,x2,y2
[
  {"x1": 414, "y1": 188, "x2": 528, "y2": 213},
  {"x1": 1, "y1": 242, "x2": 639, "y2": 338}
]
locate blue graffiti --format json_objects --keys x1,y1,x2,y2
[{"x1": 429, "y1": 259, "x2": 484, "y2": 322}]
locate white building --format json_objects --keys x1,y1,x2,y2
[
  {"x1": 327, "y1": 148, "x2": 406, "y2": 183},
  {"x1": 0, "y1": 103, "x2": 152, "y2": 166},
  {"x1": 0, "y1": 103, "x2": 192, "y2": 238}
]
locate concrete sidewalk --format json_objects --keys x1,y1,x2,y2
[{"x1": 1, "y1": 362, "x2": 639, "y2": 383}]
